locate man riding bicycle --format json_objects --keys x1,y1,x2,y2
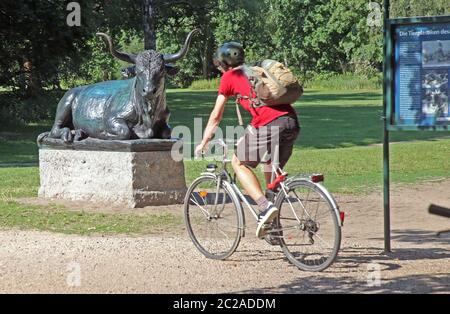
[{"x1": 195, "y1": 42, "x2": 300, "y2": 239}]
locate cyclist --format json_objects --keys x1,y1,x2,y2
[{"x1": 195, "y1": 42, "x2": 300, "y2": 238}]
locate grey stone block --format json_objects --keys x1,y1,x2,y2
[{"x1": 38, "y1": 139, "x2": 187, "y2": 208}]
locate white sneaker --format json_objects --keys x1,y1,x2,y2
[{"x1": 256, "y1": 203, "x2": 279, "y2": 238}]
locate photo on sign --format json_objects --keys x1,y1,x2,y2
[
  {"x1": 421, "y1": 69, "x2": 449, "y2": 120},
  {"x1": 422, "y1": 40, "x2": 450, "y2": 68}
]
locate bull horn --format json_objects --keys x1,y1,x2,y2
[
  {"x1": 96, "y1": 32, "x2": 136, "y2": 64},
  {"x1": 163, "y1": 29, "x2": 200, "y2": 63}
]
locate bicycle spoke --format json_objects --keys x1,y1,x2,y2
[
  {"x1": 189, "y1": 197, "x2": 212, "y2": 218},
  {"x1": 282, "y1": 186, "x2": 303, "y2": 223},
  {"x1": 185, "y1": 175, "x2": 242, "y2": 260},
  {"x1": 313, "y1": 193, "x2": 322, "y2": 221},
  {"x1": 216, "y1": 225, "x2": 233, "y2": 240},
  {"x1": 309, "y1": 231, "x2": 333, "y2": 252},
  {"x1": 291, "y1": 190, "x2": 313, "y2": 220},
  {"x1": 276, "y1": 179, "x2": 340, "y2": 271}
]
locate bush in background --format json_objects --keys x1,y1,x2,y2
[
  {"x1": 189, "y1": 78, "x2": 220, "y2": 90},
  {"x1": 188, "y1": 72, "x2": 381, "y2": 92},
  {"x1": 0, "y1": 90, "x2": 64, "y2": 126},
  {"x1": 304, "y1": 72, "x2": 382, "y2": 90}
]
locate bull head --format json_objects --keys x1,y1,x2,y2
[
  {"x1": 96, "y1": 29, "x2": 199, "y2": 139},
  {"x1": 96, "y1": 29, "x2": 199, "y2": 100}
]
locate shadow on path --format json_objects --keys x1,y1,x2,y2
[
  {"x1": 234, "y1": 246, "x2": 450, "y2": 293},
  {"x1": 370, "y1": 229, "x2": 450, "y2": 246}
]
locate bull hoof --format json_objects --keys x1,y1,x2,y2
[
  {"x1": 62, "y1": 128, "x2": 74, "y2": 143},
  {"x1": 74, "y1": 129, "x2": 88, "y2": 141},
  {"x1": 37, "y1": 132, "x2": 50, "y2": 144}
]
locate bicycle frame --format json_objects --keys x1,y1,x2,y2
[
  {"x1": 201, "y1": 138, "x2": 344, "y2": 228},
  {"x1": 202, "y1": 139, "x2": 303, "y2": 223}
]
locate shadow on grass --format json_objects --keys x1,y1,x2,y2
[
  {"x1": 167, "y1": 90, "x2": 448, "y2": 150},
  {"x1": 300, "y1": 91, "x2": 382, "y2": 102},
  {"x1": 0, "y1": 163, "x2": 38, "y2": 168},
  {"x1": 1, "y1": 89, "x2": 449, "y2": 164}
]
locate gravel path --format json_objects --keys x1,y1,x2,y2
[{"x1": 1, "y1": 180, "x2": 449, "y2": 293}]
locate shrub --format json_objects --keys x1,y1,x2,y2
[
  {"x1": 0, "y1": 90, "x2": 64, "y2": 125},
  {"x1": 304, "y1": 72, "x2": 382, "y2": 90},
  {"x1": 189, "y1": 78, "x2": 221, "y2": 90},
  {"x1": 188, "y1": 72, "x2": 382, "y2": 91}
]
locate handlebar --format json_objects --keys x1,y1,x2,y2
[{"x1": 202, "y1": 138, "x2": 235, "y2": 162}]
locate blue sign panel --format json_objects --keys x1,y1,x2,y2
[{"x1": 393, "y1": 22, "x2": 450, "y2": 127}]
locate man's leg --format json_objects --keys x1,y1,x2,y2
[
  {"x1": 231, "y1": 154, "x2": 265, "y2": 201},
  {"x1": 263, "y1": 163, "x2": 273, "y2": 184},
  {"x1": 233, "y1": 126, "x2": 280, "y2": 238},
  {"x1": 232, "y1": 155, "x2": 278, "y2": 238}
]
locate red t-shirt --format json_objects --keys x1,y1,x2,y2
[{"x1": 218, "y1": 68, "x2": 297, "y2": 128}]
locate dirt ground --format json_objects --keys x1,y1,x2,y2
[{"x1": 1, "y1": 179, "x2": 449, "y2": 294}]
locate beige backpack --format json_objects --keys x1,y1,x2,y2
[{"x1": 235, "y1": 60, "x2": 303, "y2": 125}]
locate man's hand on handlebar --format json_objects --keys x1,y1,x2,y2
[{"x1": 195, "y1": 142, "x2": 209, "y2": 159}]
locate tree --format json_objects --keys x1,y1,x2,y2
[
  {"x1": 0, "y1": 0, "x2": 93, "y2": 95},
  {"x1": 156, "y1": 0, "x2": 219, "y2": 85},
  {"x1": 0, "y1": 0, "x2": 146, "y2": 94},
  {"x1": 390, "y1": 0, "x2": 450, "y2": 18},
  {"x1": 3, "y1": 0, "x2": 449, "y2": 95},
  {"x1": 143, "y1": 0, "x2": 157, "y2": 50}
]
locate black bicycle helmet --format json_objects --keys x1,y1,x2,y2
[{"x1": 214, "y1": 42, "x2": 245, "y2": 68}]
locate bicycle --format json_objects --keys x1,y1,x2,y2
[{"x1": 184, "y1": 138, "x2": 344, "y2": 271}]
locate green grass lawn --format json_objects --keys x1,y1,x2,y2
[
  {"x1": 1, "y1": 88, "x2": 449, "y2": 234},
  {"x1": 185, "y1": 138, "x2": 450, "y2": 194},
  {"x1": 166, "y1": 89, "x2": 448, "y2": 149},
  {"x1": 0, "y1": 167, "x2": 183, "y2": 235},
  {"x1": 2, "y1": 88, "x2": 448, "y2": 163}
]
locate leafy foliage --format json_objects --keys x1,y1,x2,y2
[
  {"x1": 189, "y1": 78, "x2": 221, "y2": 90},
  {"x1": 1, "y1": 0, "x2": 450, "y2": 123}
]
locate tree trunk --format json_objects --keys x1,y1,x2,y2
[
  {"x1": 143, "y1": 0, "x2": 157, "y2": 50},
  {"x1": 202, "y1": 31, "x2": 214, "y2": 79}
]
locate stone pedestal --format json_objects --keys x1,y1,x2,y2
[{"x1": 38, "y1": 138, "x2": 186, "y2": 208}]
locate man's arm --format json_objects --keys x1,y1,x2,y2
[{"x1": 195, "y1": 94, "x2": 228, "y2": 156}]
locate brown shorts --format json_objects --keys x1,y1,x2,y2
[{"x1": 235, "y1": 115, "x2": 300, "y2": 169}]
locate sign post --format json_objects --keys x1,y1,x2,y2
[
  {"x1": 383, "y1": 5, "x2": 450, "y2": 252},
  {"x1": 383, "y1": 0, "x2": 391, "y2": 252}
]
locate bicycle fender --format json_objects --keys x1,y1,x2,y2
[
  {"x1": 285, "y1": 178, "x2": 343, "y2": 227},
  {"x1": 313, "y1": 182, "x2": 343, "y2": 226},
  {"x1": 199, "y1": 172, "x2": 218, "y2": 179}
]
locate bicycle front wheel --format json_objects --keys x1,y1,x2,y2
[
  {"x1": 274, "y1": 179, "x2": 341, "y2": 271},
  {"x1": 184, "y1": 175, "x2": 243, "y2": 260}
]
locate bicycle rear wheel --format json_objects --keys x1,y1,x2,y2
[
  {"x1": 184, "y1": 175, "x2": 243, "y2": 260},
  {"x1": 274, "y1": 179, "x2": 341, "y2": 271}
]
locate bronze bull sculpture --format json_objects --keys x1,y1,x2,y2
[{"x1": 38, "y1": 29, "x2": 199, "y2": 143}]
